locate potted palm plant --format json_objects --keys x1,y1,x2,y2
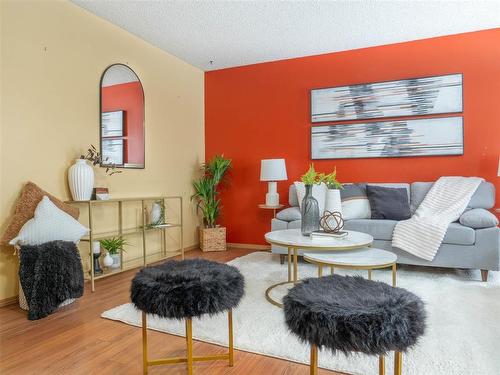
[
  {"x1": 100, "y1": 237, "x2": 128, "y2": 269},
  {"x1": 192, "y1": 155, "x2": 232, "y2": 251}
]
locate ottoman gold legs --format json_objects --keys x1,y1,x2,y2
[
  {"x1": 309, "y1": 346, "x2": 402, "y2": 375},
  {"x1": 379, "y1": 355, "x2": 385, "y2": 374},
  {"x1": 310, "y1": 345, "x2": 318, "y2": 375},
  {"x1": 141, "y1": 309, "x2": 234, "y2": 374}
]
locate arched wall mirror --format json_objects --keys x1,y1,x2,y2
[{"x1": 100, "y1": 64, "x2": 145, "y2": 169}]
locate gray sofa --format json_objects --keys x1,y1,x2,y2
[{"x1": 271, "y1": 182, "x2": 499, "y2": 281}]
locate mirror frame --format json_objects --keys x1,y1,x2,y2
[{"x1": 99, "y1": 63, "x2": 145, "y2": 169}]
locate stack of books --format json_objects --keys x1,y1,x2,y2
[{"x1": 311, "y1": 230, "x2": 348, "y2": 241}]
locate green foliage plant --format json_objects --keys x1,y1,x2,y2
[
  {"x1": 100, "y1": 237, "x2": 128, "y2": 255},
  {"x1": 320, "y1": 168, "x2": 343, "y2": 189},
  {"x1": 301, "y1": 164, "x2": 320, "y2": 186},
  {"x1": 191, "y1": 155, "x2": 232, "y2": 228}
]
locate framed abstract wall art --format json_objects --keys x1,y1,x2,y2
[
  {"x1": 311, "y1": 116, "x2": 463, "y2": 160},
  {"x1": 311, "y1": 73, "x2": 463, "y2": 123}
]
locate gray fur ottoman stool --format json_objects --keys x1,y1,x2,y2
[
  {"x1": 131, "y1": 258, "x2": 244, "y2": 374},
  {"x1": 283, "y1": 275, "x2": 426, "y2": 375}
]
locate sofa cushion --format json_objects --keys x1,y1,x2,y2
[
  {"x1": 276, "y1": 207, "x2": 301, "y2": 222},
  {"x1": 271, "y1": 218, "x2": 288, "y2": 231},
  {"x1": 411, "y1": 181, "x2": 495, "y2": 213},
  {"x1": 343, "y1": 219, "x2": 475, "y2": 245},
  {"x1": 443, "y1": 223, "x2": 476, "y2": 245},
  {"x1": 288, "y1": 219, "x2": 302, "y2": 230},
  {"x1": 366, "y1": 185, "x2": 411, "y2": 220},
  {"x1": 343, "y1": 219, "x2": 397, "y2": 241},
  {"x1": 289, "y1": 184, "x2": 299, "y2": 207},
  {"x1": 459, "y1": 208, "x2": 499, "y2": 229}
]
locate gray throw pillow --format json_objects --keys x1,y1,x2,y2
[
  {"x1": 459, "y1": 208, "x2": 499, "y2": 229},
  {"x1": 276, "y1": 207, "x2": 302, "y2": 222},
  {"x1": 366, "y1": 185, "x2": 411, "y2": 220}
]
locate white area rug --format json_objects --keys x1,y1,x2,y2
[{"x1": 102, "y1": 252, "x2": 500, "y2": 375}]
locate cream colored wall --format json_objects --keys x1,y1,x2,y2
[{"x1": 0, "y1": 1, "x2": 205, "y2": 301}]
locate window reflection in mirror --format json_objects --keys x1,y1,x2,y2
[{"x1": 100, "y1": 64, "x2": 145, "y2": 169}]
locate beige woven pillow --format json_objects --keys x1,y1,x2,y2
[{"x1": 0, "y1": 182, "x2": 79, "y2": 245}]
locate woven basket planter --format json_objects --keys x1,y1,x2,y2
[{"x1": 199, "y1": 226, "x2": 227, "y2": 252}]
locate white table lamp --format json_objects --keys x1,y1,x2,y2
[{"x1": 260, "y1": 159, "x2": 287, "y2": 206}]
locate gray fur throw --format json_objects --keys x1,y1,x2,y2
[
  {"x1": 19, "y1": 241, "x2": 84, "y2": 320},
  {"x1": 284, "y1": 275, "x2": 426, "y2": 355}
]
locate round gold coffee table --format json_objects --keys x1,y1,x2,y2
[{"x1": 264, "y1": 229, "x2": 374, "y2": 307}]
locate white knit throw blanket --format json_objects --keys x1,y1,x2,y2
[{"x1": 392, "y1": 176, "x2": 483, "y2": 261}]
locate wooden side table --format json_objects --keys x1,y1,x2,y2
[{"x1": 258, "y1": 204, "x2": 284, "y2": 218}]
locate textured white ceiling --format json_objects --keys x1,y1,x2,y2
[{"x1": 72, "y1": 0, "x2": 500, "y2": 71}]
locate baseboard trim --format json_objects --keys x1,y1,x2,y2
[
  {"x1": 0, "y1": 295, "x2": 18, "y2": 308},
  {"x1": 184, "y1": 244, "x2": 200, "y2": 252},
  {"x1": 227, "y1": 243, "x2": 271, "y2": 251}
]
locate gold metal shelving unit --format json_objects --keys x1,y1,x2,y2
[{"x1": 68, "y1": 196, "x2": 184, "y2": 292}]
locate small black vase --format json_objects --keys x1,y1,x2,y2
[{"x1": 301, "y1": 184, "x2": 319, "y2": 236}]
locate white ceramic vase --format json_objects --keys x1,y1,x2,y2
[
  {"x1": 325, "y1": 189, "x2": 342, "y2": 215},
  {"x1": 150, "y1": 202, "x2": 163, "y2": 225},
  {"x1": 68, "y1": 159, "x2": 94, "y2": 201},
  {"x1": 110, "y1": 254, "x2": 121, "y2": 269},
  {"x1": 103, "y1": 252, "x2": 113, "y2": 267}
]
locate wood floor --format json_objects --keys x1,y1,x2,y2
[{"x1": 0, "y1": 248, "x2": 342, "y2": 375}]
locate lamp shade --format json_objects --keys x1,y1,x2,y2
[{"x1": 260, "y1": 159, "x2": 287, "y2": 181}]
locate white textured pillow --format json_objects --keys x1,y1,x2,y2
[
  {"x1": 9, "y1": 196, "x2": 88, "y2": 246},
  {"x1": 294, "y1": 182, "x2": 327, "y2": 217}
]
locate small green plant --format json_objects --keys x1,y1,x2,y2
[
  {"x1": 100, "y1": 237, "x2": 128, "y2": 255},
  {"x1": 301, "y1": 164, "x2": 321, "y2": 185},
  {"x1": 320, "y1": 168, "x2": 343, "y2": 189},
  {"x1": 191, "y1": 155, "x2": 232, "y2": 228},
  {"x1": 81, "y1": 144, "x2": 122, "y2": 176}
]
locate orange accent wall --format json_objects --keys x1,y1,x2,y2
[
  {"x1": 205, "y1": 29, "x2": 500, "y2": 245},
  {"x1": 102, "y1": 81, "x2": 144, "y2": 165}
]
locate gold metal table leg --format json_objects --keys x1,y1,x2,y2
[
  {"x1": 318, "y1": 265, "x2": 323, "y2": 277},
  {"x1": 394, "y1": 351, "x2": 402, "y2": 375},
  {"x1": 293, "y1": 247, "x2": 298, "y2": 284},
  {"x1": 392, "y1": 264, "x2": 397, "y2": 287},
  {"x1": 368, "y1": 269, "x2": 372, "y2": 280},
  {"x1": 228, "y1": 309, "x2": 234, "y2": 366},
  {"x1": 142, "y1": 311, "x2": 148, "y2": 374},
  {"x1": 310, "y1": 344, "x2": 318, "y2": 375},
  {"x1": 379, "y1": 355, "x2": 385, "y2": 375},
  {"x1": 186, "y1": 318, "x2": 193, "y2": 375},
  {"x1": 287, "y1": 247, "x2": 292, "y2": 282},
  {"x1": 330, "y1": 266, "x2": 334, "y2": 275}
]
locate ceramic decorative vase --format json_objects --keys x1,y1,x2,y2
[
  {"x1": 103, "y1": 252, "x2": 113, "y2": 268},
  {"x1": 325, "y1": 188, "x2": 342, "y2": 215},
  {"x1": 301, "y1": 184, "x2": 320, "y2": 236},
  {"x1": 110, "y1": 254, "x2": 121, "y2": 269},
  {"x1": 150, "y1": 202, "x2": 163, "y2": 225},
  {"x1": 68, "y1": 159, "x2": 94, "y2": 201}
]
